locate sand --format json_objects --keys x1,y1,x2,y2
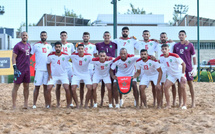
[{"x1": 0, "y1": 82, "x2": 215, "y2": 134}]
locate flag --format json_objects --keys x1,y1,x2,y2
[
  {"x1": 30, "y1": 54, "x2": 35, "y2": 76},
  {"x1": 117, "y1": 76, "x2": 133, "y2": 94}
]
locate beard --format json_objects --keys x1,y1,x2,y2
[
  {"x1": 161, "y1": 40, "x2": 166, "y2": 43},
  {"x1": 41, "y1": 38, "x2": 46, "y2": 42},
  {"x1": 83, "y1": 39, "x2": 89, "y2": 43},
  {"x1": 122, "y1": 34, "x2": 128, "y2": 38},
  {"x1": 56, "y1": 50, "x2": 61, "y2": 53}
]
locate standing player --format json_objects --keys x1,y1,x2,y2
[
  {"x1": 31, "y1": 31, "x2": 52, "y2": 109},
  {"x1": 156, "y1": 32, "x2": 177, "y2": 107},
  {"x1": 90, "y1": 51, "x2": 114, "y2": 108},
  {"x1": 46, "y1": 42, "x2": 71, "y2": 108},
  {"x1": 173, "y1": 30, "x2": 197, "y2": 108},
  {"x1": 76, "y1": 32, "x2": 97, "y2": 107},
  {"x1": 12, "y1": 31, "x2": 31, "y2": 109},
  {"x1": 135, "y1": 30, "x2": 159, "y2": 106},
  {"x1": 54, "y1": 31, "x2": 75, "y2": 107},
  {"x1": 70, "y1": 44, "x2": 93, "y2": 109},
  {"x1": 113, "y1": 27, "x2": 138, "y2": 107},
  {"x1": 160, "y1": 44, "x2": 187, "y2": 109},
  {"x1": 95, "y1": 31, "x2": 117, "y2": 106},
  {"x1": 110, "y1": 48, "x2": 139, "y2": 108}
]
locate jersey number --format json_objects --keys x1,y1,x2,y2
[
  {"x1": 79, "y1": 61, "x2": 82, "y2": 66},
  {"x1": 124, "y1": 63, "x2": 128, "y2": 68},
  {"x1": 145, "y1": 45, "x2": 148, "y2": 50},
  {"x1": 63, "y1": 47, "x2": 68, "y2": 52},
  {"x1": 144, "y1": 65, "x2": 149, "y2": 70},
  {"x1": 101, "y1": 66, "x2": 104, "y2": 70},
  {"x1": 123, "y1": 42, "x2": 126, "y2": 46},
  {"x1": 166, "y1": 62, "x2": 170, "y2": 67},
  {"x1": 84, "y1": 47, "x2": 88, "y2": 53},
  {"x1": 42, "y1": 48, "x2": 47, "y2": 53},
  {"x1": 57, "y1": 60, "x2": 60, "y2": 65}
]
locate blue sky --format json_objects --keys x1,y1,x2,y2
[{"x1": 1, "y1": 0, "x2": 215, "y2": 30}]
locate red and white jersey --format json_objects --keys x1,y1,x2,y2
[
  {"x1": 136, "y1": 58, "x2": 160, "y2": 76},
  {"x1": 76, "y1": 42, "x2": 97, "y2": 69},
  {"x1": 160, "y1": 53, "x2": 183, "y2": 76},
  {"x1": 135, "y1": 40, "x2": 158, "y2": 56},
  {"x1": 156, "y1": 42, "x2": 175, "y2": 59},
  {"x1": 111, "y1": 54, "x2": 139, "y2": 76},
  {"x1": 90, "y1": 57, "x2": 114, "y2": 77},
  {"x1": 47, "y1": 52, "x2": 70, "y2": 76},
  {"x1": 31, "y1": 41, "x2": 52, "y2": 71},
  {"x1": 52, "y1": 42, "x2": 75, "y2": 69},
  {"x1": 69, "y1": 53, "x2": 92, "y2": 77},
  {"x1": 113, "y1": 37, "x2": 138, "y2": 56}
]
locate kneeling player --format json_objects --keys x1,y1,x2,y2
[
  {"x1": 70, "y1": 44, "x2": 93, "y2": 109},
  {"x1": 90, "y1": 50, "x2": 114, "y2": 108},
  {"x1": 46, "y1": 42, "x2": 71, "y2": 108},
  {"x1": 160, "y1": 44, "x2": 187, "y2": 109},
  {"x1": 133, "y1": 49, "x2": 162, "y2": 108}
]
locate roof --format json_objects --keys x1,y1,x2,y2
[
  {"x1": 92, "y1": 14, "x2": 166, "y2": 26},
  {"x1": 36, "y1": 14, "x2": 90, "y2": 26}
]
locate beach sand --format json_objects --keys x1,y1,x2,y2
[{"x1": 0, "y1": 82, "x2": 215, "y2": 134}]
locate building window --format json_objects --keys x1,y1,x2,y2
[{"x1": 193, "y1": 42, "x2": 215, "y2": 49}]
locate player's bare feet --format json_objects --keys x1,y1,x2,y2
[
  {"x1": 12, "y1": 105, "x2": 16, "y2": 110},
  {"x1": 57, "y1": 104, "x2": 61, "y2": 108},
  {"x1": 84, "y1": 105, "x2": 89, "y2": 109},
  {"x1": 172, "y1": 102, "x2": 176, "y2": 107},
  {"x1": 100, "y1": 100, "x2": 103, "y2": 107},
  {"x1": 179, "y1": 103, "x2": 182, "y2": 108},
  {"x1": 164, "y1": 105, "x2": 171, "y2": 109},
  {"x1": 191, "y1": 103, "x2": 195, "y2": 108}
]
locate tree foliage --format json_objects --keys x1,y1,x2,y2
[
  {"x1": 126, "y1": 3, "x2": 152, "y2": 14},
  {"x1": 63, "y1": 7, "x2": 83, "y2": 18}
]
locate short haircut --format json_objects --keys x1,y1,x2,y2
[
  {"x1": 103, "y1": 31, "x2": 110, "y2": 35},
  {"x1": 161, "y1": 44, "x2": 169, "y2": 48},
  {"x1": 83, "y1": 32, "x2": 90, "y2": 36},
  {"x1": 120, "y1": 48, "x2": 127, "y2": 52},
  {"x1": 140, "y1": 49, "x2": 148, "y2": 53},
  {"x1": 179, "y1": 30, "x2": 186, "y2": 35},
  {"x1": 99, "y1": 50, "x2": 106, "y2": 54},
  {"x1": 55, "y1": 41, "x2": 62, "y2": 47},
  {"x1": 60, "y1": 31, "x2": 67, "y2": 35},
  {"x1": 21, "y1": 31, "x2": 27, "y2": 36},
  {"x1": 160, "y1": 32, "x2": 167, "y2": 36},
  {"x1": 40, "y1": 31, "x2": 47, "y2": 35},
  {"x1": 77, "y1": 44, "x2": 84, "y2": 48},
  {"x1": 122, "y1": 26, "x2": 129, "y2": 31},
  {"x1": 143, "y1": 30, "x2": 150, "y2": 34}
]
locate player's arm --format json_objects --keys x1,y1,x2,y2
[
  {"x1": 12, "y1": 46, "x2": 22, "y2": 79},
  {"x1": 47, "y1": 56, "x2": 52, "y2": 80},
  {"x1": 110, "y1": 62, "x2": 117, "y2": 80},
  {"x1": 133, "y1": 69, "x2": 141, "y2": 79},
  {"x1": 191, "y1": 44, "x2": 197, "y2": 76}
]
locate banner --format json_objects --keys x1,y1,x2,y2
[
  {"x1": 30, "y1": 54, "x2": 35, "y2": 76},
  {"x1": 0, "y1": 50, "x2": 13, "y2": 75},
  {"x1": 117, "y1": 76, "x2": 133, "y2": 94}
]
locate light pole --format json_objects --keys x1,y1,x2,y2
[
  {"x1": 26, "y1": 0, "x2": 28, "y2": 32},
  {"x1": 0, "y1": 5, "x2": 5, "y2": 15},
  {"x1": 197, "y1": 0, "x2": 200, "y2": 82},
  {"x1": 174, "y1": 4, "x2": 189, "y2": 21}
]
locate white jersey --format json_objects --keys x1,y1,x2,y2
[
  {"x1": 136, "y1": 58, "x2": 160, "y2": 76},
  {"x1": 76, "y1": 42, "x2": 97, "y2": 69},
  {"x1": 52, "y1": 42, "x2": 75, "y2": 69},
  {"x1": 156, "y1": 42, "x2": 175, "y2": 59},
  {"x1": 30, "y1": 41, "x2": 52, "y2": 71},
  {"x1": 160, "y1": 53, "x2": 183, "y2": 77},
  {"x1": 111, "y1": 55, "x2": 139, "y2": 76},
  {"x1": 47, "y1": 52, "x2": 70, "y2": 76},
  {"x1": 90, "y1": 57, "x2": 114, "y2": 77},
  {"x1": 135, "y1": 40, "x2": 158, "y2": 56},
  {"x1": 70, "y1": 53, "x2": 92, "y2": 77},
  {"x1": 113, "y1": 37, "x2": 138, "y2": 55}
]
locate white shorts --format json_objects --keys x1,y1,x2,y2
[
  {"x1": 161, "y1": 67, "x2": 167, "y2": 83},
  {"x1": 56, "y1": 68, "x2": 73, "y2": 84},
  {"x1": 92, "y1": 74, "x2": 111, "y2": 84},
  {"x1": 80, "y1": 69, "x2": 94, "y2": 83},
  {"x1": 34, "y1": 70, "x2": 49, "y2": 86},
  {"x1": 71, "y1": 75, "x2": 92, "y2": 85},
  {"x1": 140, "y1": 74, "x2": 159, "y2": 86},
  {"x1": 47, "y1": 75, "x2": 69, "y2": 85},
  {"x1": 167, "y1": 74, "x2": 185, "y2": 84}
]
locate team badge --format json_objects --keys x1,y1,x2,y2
[
  {"x1": 150, "y1": 43, "x2": 153, "y2": 46},
  {"x1": 47, "y1": 46, "x2": 49, "y2": 49},
  {"x1": 105, "y1": 64, "x2": 108, "y2": 67},
  {"x1": 128, "y1": 60, "x2": 131, "y2": 64},
  {"x1": 127, "y1": 40, "x2": 130, "y2": 43},
  {"x1": 68, "y1": 45, "x2": 70, "y2": 48},
  {"x1": 62, "y1": 57, "x2": 65, "y2": 61},
  {"x1": 110, "y1": 45, "x2": 112, "y2": 48},
  {"x1": 84, "y1": 58, "x2": 87, "y2": 62},
  {"x1": 89, "y1": 46, "x2": 92, "y2": 49},
  {"x1": 34, "y1": 80, "x2": 37, "y2": 83},
  {"x1": 149, "y1": 63, "x2": 151, "y2": 66},
  {"x1": 170, "y1": 59, "x2": 172, "y2": 62},
  {"x1": 185, "y1": 46, "x2": 188, "y2": 50}
]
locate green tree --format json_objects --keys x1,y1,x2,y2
[
  {"x1": 17, "y1": 22, "x2": 36, "y2": 33},
  {"x1": 126, "y1": 3, "x2": 152, "y2": 14},
  {"x1": 63, "y1": 7, "x2": 83, "y2": 18}
]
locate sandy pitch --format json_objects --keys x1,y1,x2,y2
[{"x1": 0, "y1": 82, "x2": 215, "y2": 134}]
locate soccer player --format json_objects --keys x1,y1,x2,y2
[
  {"x1": 133, "y1": 49, "x2": 162, "y2": 108},
  {"x1": 31, "y1": 31, "x2": 52, "y2": 109},
  {"x1": 173, "y1": 30, "x2": 197, "y2": 108},
  {"x1": 110, "y1": 48, "x2": 139, "y2": 108},
  {"x1": 135, "y1": 30, "x2": 159, "y2": 106},
  {"x1": 46, "y1": 42, "x2": 71, "y2": 108},
  {"x1": 76, "y1": 32, "x2": 97, "y2": 107},
  {"x1": 95, "y1": 31, "x2": 117, "y2": 106},
  {"x1": 90, "y1": 50, "x2": 114, "y2": 108},
  {"x1": 54, "y1": 31, "x2": 75, "y2": 107},
  {"x1": 160, "y1": 44, "x2": 187, "y2": 109},
  {"x1": 70, "y1": 44, "x2": 93, "y2": 109},
  {"x1": 12, "y1": 31, "x2": 31, "y2": 109},
  {"x1": 156, "y1": 32, "x2": 177, "y2": 107},
  {"x1": 113, "y1": 26, "x2": 138, "y2": 107}
]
